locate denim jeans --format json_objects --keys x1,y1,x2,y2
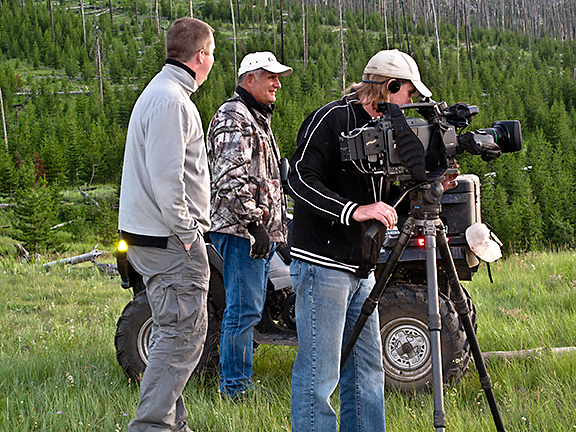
[
  {"x1": 290, "y1": 259, "x2": 386, "y2": 432},
  {"x1": 210, "y1": 232, "x2": 276, "y2": 399}
]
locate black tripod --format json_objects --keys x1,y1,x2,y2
[{"x1": 340, "y1": 178, "x2": 505, "y2": 432}]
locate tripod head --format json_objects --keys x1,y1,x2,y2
[
  {"x1": 407, "y1": 177, "x2": 446, "y2": 220},
  {"x1": 365, "y1": 177, "x2": 447, "y2": 240}
]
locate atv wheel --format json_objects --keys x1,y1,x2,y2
[
  {"x1": 115, "y1": 291, "x2": 222, "y2": 382},
  {"x1": 378, "y1": 284, "x2": 475, "y2": 392}
]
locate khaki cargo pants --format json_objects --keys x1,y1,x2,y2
[{"x1": 127, "y1": 234, "x2": 209, "y2": 432}]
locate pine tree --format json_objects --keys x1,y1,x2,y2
[
  {"x1": 0, "y1": 150, "x2": 16, "y2": 198},
  {"x1": 12, "y1": 165, "x2": 65, "y2": 254}
]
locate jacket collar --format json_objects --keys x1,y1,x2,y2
[
  {"x1": 163, "y1": 61, "x2": 198, "y2": 94},
  {"x1": 236, "y1": 85, "x2": 275, "y2": 116},
  {"x1": 165, "y1": 58, "x2": 196, "y2": 80}
]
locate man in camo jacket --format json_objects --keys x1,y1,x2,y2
[{"x1": 206, "y1": 52, "x2": 292, "y2": 401}]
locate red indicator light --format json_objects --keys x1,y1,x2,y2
[{"x1": 417, "y1": 238, "x2": 425, "y2": 247}]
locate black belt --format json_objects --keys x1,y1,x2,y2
[{"x1": 120, "y1": 231, "x2": 168, "y2": 248}]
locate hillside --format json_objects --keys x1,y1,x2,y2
[{"x1": 0, "y1": 0, "x2": 575, "y2": 252}]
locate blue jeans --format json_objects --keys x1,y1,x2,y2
[
  {"x1": 210, "y1": 232, "x2": 276, "y2": 398},
  {"x1": 290, "y1": 259, "x2": 386, "y2": 432}
]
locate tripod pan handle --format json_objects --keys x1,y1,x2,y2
[{"x1": 365, "y1": 220, "x2": 387, "y2": 239}]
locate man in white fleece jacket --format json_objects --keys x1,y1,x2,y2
[{"x1": 118, "y1": 17, "x2": 215, "y2": 432}]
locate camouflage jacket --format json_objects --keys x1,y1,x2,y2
[{"x1": 207, "y1": 89, "x2": 288, "y2": 244}]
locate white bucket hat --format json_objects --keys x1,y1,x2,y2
[
  {"x1": 238, "y1": 52, "x2": 293, "y2": 77},
  {"x1": 363, "y1": 49, "x2": 432, "y2": 98}
]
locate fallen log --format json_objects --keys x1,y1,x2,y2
[
  {"x1": 483, "y1": 346, "x2": 576, "y2": 360},
  {"x1": 43, "y1": 244, "x2": 105, "y2": 269}
]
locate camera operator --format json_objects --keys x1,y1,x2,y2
[{"x1": 287, "y1": 49, "x2": 457, "y2": 432}]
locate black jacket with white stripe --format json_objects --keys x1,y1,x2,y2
[{"x1": 287, "y1": 95, "x2": 397, "y2": 278}]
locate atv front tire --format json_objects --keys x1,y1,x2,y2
[
  {"x1": 115, "y1": 291, "x2": 222, "y2": 382},
  {"x1": 378, "y1": 284, "x2": 475, "y2": 392}
]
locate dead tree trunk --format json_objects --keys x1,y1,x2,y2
[
  {"x1": 362, "y1": 0, "x2": 366, "y2": 32},
  {"x1": 383, "y1": 0, "x2": 390, "y2": 49},
  {"x1": 422, "y1": 0, "x2": 429, "y2": 37},
  {"x1": 135, "y1": 0, "x2": 139, "y2": 24},
  {"x1": 464, "y1": 0, "x2": 474, "y2": 78},
  {"x1": 236, "y1": 0, "x2": 241, "y2": 26},
  {"x1": 109, "y1": 0, "x2": 113, "y2": 23},
  {"x1": 230, "y1": 0, "x2": 238, "y2": 80},
  {"x1": 280, "y1": 0, "x2": 285, "y2": 64},
  {"x1": 390, "y1": 0, "x2": 396, "y2": 47},
  {"x1": 43, "y1": 245, "x2": 105, "y2": 270},
  {"x1": 251, "y1": 0, "x2": 256, "y2": 32},
  {"x1": 455, "y1": 0, "x2": 460, "y2": 80},
  {"x1": 271, "y1": 0, "x2": 277, "y2": 55},
  {"x1": 302, "y1": 0, "x2": 307, "y2": 68},
  {"x1": 189, "y1": 0, "x2": 193, "y2": 17},
  {"x1": 339, "y1": 0, "x2": 346, "y2": 94},
  {"x1": 396, "y1": 0, "x2": 402, "y2": 49},
  {"x1": 95, "y1": 25, "x2": 104, "y2": 104},
  {"x1": 155, "y1": 0, "x2": 160, "y2": 40},
  {"x1": 431, "y1": 0, "x2": 441, "y2": 69},
  {"x1": 401, "y1": 0, "x2": 411, "y2": 54},
  {"x1": 48, "y1": 0, "x2": 55, "y2": 44},
  {"x1": 0, "y1": 85, "x2": 7, "y2": 152},
  {"x1": 80, "y1": 0, "x2": 87, "y2": 49},
  {"x1": 483, "y1": 346, "x2": 576, "y2": 361}
]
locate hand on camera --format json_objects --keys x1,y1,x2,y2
[
  {"x1": 460, "y1": 132, "x2": 502, "y2": 161},
  {"x1": 479, "y1": 142, "x2": 502, "y2": 161},
  {"x1": 247, "y1": 222, "x2": 271, "y2": 260},
  {"x1": 352, "y1": 202, "x2": 398, "y2": 229},
  {"x1": 416, "y1": 105, "x2": 438, "y2": 123},
  {"x1": 442, "y1": 161, "x2": 460, "y2": 191}
]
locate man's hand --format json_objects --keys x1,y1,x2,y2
[
  {"x1": 247, "y1": 222, "x2": 271, "y2": 260},
  {"x1": 442, "y1": 161, "x2": 460, "y2": 191},
  {"x1": 459, "y1": 132, "x2": 502, "y2": 161},
  {"x1": 352, "y1": 202, "x2": 398, "y2": 229}
]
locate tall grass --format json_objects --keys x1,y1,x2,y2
[{"x1": 0, "y1": 250, "x2": 574, "y2": 431}]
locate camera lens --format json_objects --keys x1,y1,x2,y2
[{"x1": 481, "y1": 120, "x2": 522, "y2": 153}]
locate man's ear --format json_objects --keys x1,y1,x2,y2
[
  {"x1": 244, "y1": 72, "x2": 255, "y2": 87},
  {"x1": 195, "y1": 48, "x2": 205, "y2": 64}
]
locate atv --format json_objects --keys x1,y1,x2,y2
[{"x1": 115, "y1": 174, "x2": 483, "y2": 392}]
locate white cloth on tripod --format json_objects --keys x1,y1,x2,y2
[{"x1": 465, "y1": 222, "x2": 502, "y2": 262}]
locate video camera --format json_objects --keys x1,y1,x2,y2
[{"x1": 339, "y1": 99, "x2": 522, "y2": 183}]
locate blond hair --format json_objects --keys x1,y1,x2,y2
[
  {"x1": 348, "y1": 73, "x2": 398, "y2": 110},
  {"x1": 165, "y1": 18, "x2": 214, "y2": 63}
]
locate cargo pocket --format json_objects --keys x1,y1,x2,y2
[
  {"x1": 148, "y1": 277, "x2": 180, "y2": 328},
  {"x1": 174, "y1": 279, "x2": 208, "y2": 336}
]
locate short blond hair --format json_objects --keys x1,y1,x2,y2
[
  {"x1": 348, "y1": 73, "x2": 399, "y2": 109},
  {"x1": 165, "y1": 17, "x2": 214, "y2": 63}
]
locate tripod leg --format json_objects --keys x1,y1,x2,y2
[
  {"x1": 436, "y1": 230, "x2": 506, "y2": 432},
  {"x1": 423, "y1": 221, "x2": 446, "y2": 432}
]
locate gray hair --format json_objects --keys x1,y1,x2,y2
[{"x1": 238, "y1": 68, "x2": 266, "y2": 86}]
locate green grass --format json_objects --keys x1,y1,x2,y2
[{"x1": 0, "y1": 250, "x2": 575, "y2": 431}]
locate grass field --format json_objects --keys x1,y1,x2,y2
[{"x1": 0, "y1": 249, "x2": 574, "y2": 431}]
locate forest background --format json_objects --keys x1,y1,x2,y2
[{"x1": 0, "y1": 0, "x2": 576, "y2": 256}]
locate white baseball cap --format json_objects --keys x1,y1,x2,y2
[
  {"x1": 238, "y1": 52, "x2": 293, "y2": 77},
  {"x1": 363, "y1": 49, "x2": 432, "y2": 98}
]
